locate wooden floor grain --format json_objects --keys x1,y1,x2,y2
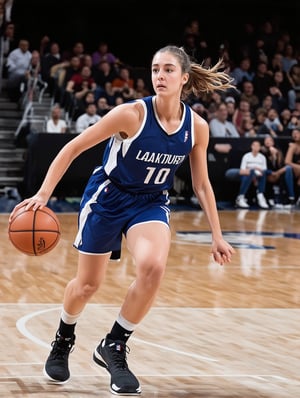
[{"x1": 0, "y1": 208, "x2": 299, "y2": 397}]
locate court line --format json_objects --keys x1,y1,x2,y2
[
  {"x1": 16, "y1": 306, "x2": 218, "y2": 362},
  {"x1": 5, "y1": 305, "x2": 298, "y2": 384},
  {"x1": 0, "y1": 373, "x2": 296, "y2": 383}
]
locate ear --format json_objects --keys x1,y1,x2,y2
[{"x1": 182, "y1": 73, "x2": 189, "y2": 85}]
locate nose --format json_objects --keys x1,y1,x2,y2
[{"x1": 157, "y1": 70, "x2": 165, "y2": 80}]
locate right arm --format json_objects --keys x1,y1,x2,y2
[
  {"x1": 9, "y1": 102, "x2": 143, "y2": 220},
  {"x1": 285, "y1": 142, "x2": 300, "y2": 172}
]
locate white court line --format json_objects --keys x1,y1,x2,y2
[
  {"x1": 0, "y1": 374, "x2": 294, "y2": 382},
  {"x1": 16, "y1": 306, "x2": 62, "y2": 349},
  {"x1": 5, "y1": 303, "x2": 300, "y2": 310},
  {"x1": 4, "y1": 305, "x2": 297, "y2": 384},
  {"x1": 132, "y1": 337, "x2": 218, "y2": 362},
  {"x1": 16, "y1": 306, "x2": 218, "y2": 362}
]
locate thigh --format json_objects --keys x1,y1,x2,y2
[
  {"x1": 126, "y1": 221, "x2": 171, "y2": 269},
  {"x1": 76, "y1": 252, "x2": 111, "y2": 286}
]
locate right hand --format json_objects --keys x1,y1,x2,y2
[{"x1": 8, "y1": 192, "x2": 49, "y2": 223}]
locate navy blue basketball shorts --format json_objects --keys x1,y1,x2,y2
[{"x1": 73, "y1": 167, "x2": 171, "y2": 256}]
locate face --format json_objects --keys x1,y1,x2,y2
[
  {"x1": 251, "y1": 141, "x2": 261, "y2": 152},
  {"x1": 264, "y1": 135, "x2": 274, "y2": 147},
  {"x1": 292, "y1": 129, "x2": 300, "y2": 142},
  {"x1": 151, "y1": 51, "x2": 188, "y2": 97}
]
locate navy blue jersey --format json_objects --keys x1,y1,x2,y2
[
  {"x1": 102, "y1": 96, "x2": 195, "y2": 193},
  {"x1": 74, "y1": 96, "x2": 195, "y2": 255}
]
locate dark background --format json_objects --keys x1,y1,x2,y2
[{"x1": 10, "y1": 0, "x2": 300, "y2": 68}]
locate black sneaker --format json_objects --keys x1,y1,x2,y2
[
  {"x1": 93, "y1": 338, "x2": 141, "y2": 395},
  {"x1": 43, "y1": 332, "x2": 75, "y2": 383}
]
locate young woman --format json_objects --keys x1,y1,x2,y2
[
  {"x1": 9, "y1": 45, "x2": 235, "y2": 395},
  {"x1": 261, "y1": 134, "x2": 295, "y2": 207},
  {"x1": 285, "y1": 127, "x2": 300, "y2": 206}
]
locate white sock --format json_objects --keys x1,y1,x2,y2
[
  {"x1": 61, "y1": 308, "x2": 81, "y2": 325},
  {"x1": 117, "y1": 313, "x2": 138, "y2": 332}
]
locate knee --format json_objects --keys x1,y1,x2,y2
[
  {"x1": 76, "y1": 282, "x2": 99, "y2": 300},
  {"x1": 285, "y1": 165, "x2": 293, "y2": 174},
  {"x1": 138, "y1": 259, "x2": 166, "y2": 290},
  {"x1": 225, "y1": 168, "x2": 240, "y2": 181}
]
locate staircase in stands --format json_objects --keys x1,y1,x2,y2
[{"x1": 0, "y1": 81, "x2": 25, "y2": 194}]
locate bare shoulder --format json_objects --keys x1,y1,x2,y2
[
  {"x1": 109, "y1": 101, "x2": 143, "y2": 120},
  {"x1": 103, "y1": 101, "x2": 144, "y2": 137},
  {"x1": 288, "y1": 142, "x2": 296, "y2": 149},
  {"x1": 192, "y1": 111, "x2": 209, "y2": 144}
]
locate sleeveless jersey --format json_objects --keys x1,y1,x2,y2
[{"x1": 101, "y1": 95, "x2": 195, "y2": 193}]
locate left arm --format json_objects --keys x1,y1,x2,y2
[{"x1": 189, "y1": 115, "x2": 235, "y2": 265}]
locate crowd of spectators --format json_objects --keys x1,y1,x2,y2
[{"x1": 1, "y1": 3, "x2": 300, "y2": 207}]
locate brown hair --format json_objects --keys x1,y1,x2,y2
[{"x1": 153, "y1": 45, "x2": 235, "y2": 100}]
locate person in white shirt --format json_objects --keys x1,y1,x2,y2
[
  {"x1": 235, "y1": 140, "x2": 269, "y2": 209},
  {"x1": 209, "y1": 102, "x2": 240, "y2": 137},
  {"x1": 75, "y1": 103, "x2": 101, "y2": 133},
  {"x1": 46, "y1": 104, "x2": 67, "y2": 133},
  {"x1": 6, "y1": 38, "x2": 32, "y2": 101}
]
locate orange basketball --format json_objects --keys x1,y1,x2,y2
[{"x1": 8, "y1": 206, "x2": 61, "y2": 256}]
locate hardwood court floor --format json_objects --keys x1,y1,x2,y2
[{"x1": 0, "y1": 209, "x2": 299, "y2": 397}]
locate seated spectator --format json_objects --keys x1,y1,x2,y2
[
  {"x1": 134, "y1": 77, "x2": 151, "y2": 98},
  {"x1": 239, "y1": 80, "x2": 260, "y2": 112},
  {"x1": 46, "y1": 104, "x2": 67, "y2": 133},
  {"x1": 235, "y1": 140, "x2": 269, "y2": 209},
  {"x1": 261, "y1": 94, "x2": 273, "y2": 113},
  {"x1": 232, "y1": 99, "x2": 253, "y2": 136},
  {"x1": 181, "y1": 33, "x2": 201, "y2": 63},
  {"x1": 40, "y1": 41, "x2": 62, "y2": 97},
  {"x1": 92, "y1": 60, "x2": 118, "y2": 100},
  {"x1": 114, "y1": 95, "x2": 124, "y2": 106},
  {"x1": 96, "y1": 96, "x2": 112, "y2": 116},
  {"x1": 73, "y1": 90, "x2": 96, "y2": 120},
  {"x1": 281, "y1": 43, "x2": 298, "y2": 73},
  {"x1": 1, "y1": 22, "x2": 16, "y2": 78},
  {"x1": 191, "y1": 102, "x2": 208, "y2": 121},
  {"x1": 224, "y1": 96, "x2": 236, "y2": 122},
  {"x1": 287, "y1": 63, "x2": 300, "y2": 111},
  {"x1": 242, "y1": 116, "x2": 256, "y2": 137},
  {"x1": 111, "y1": 65, "x2": 135, "y2": 101},
  {"x1": 209, "y1": 102, "x2": 240, "y2": 137},
  {"x1": 230, "y1": 56, "x2": 255, "y2": 90},
  {"x1": 280, "y1": 108, "x2": 293, "y2": 135},
  {"x1": 252, "y1": 61, "x2": 273, "y2": 104},
  {"x1": 284, "y1": 109, "x2": 300, "y2": 135},
  {"x1": 75, "y1": 103, "x2": 101, "y2": 133},
  {"x1": 62, "y1": 41, "x2": 86, "y2": 67},
  {"x1": 91, "y1": 41, "x2": 119, "y2": 67},
  {"x1": 51, "y1": 55, "x2": 81, "y2": 104},
  {"x1": 268, "y1": 70, "x2": 291, "y2": 113},
  {"x1": 19, "y1": 49, "x2": 47, "y2": 106},
  {"x1": 261, "y1": 135, "x2": 295, "y2": 207},
  {"x1": 103, "y1": 81, "x2": 117, "y2": 106},
  {"x1": 253, "y1": 107, "x2": 271, "y2": 136},
  {"x1": 264, "y1": 108, "x2": 284, "y2": 137},
  {"x1": 284, "y1": 127, "x2": 300, "y2": 206},
  {"x1": 64, "y1": 65, "x2": 97, "y2": 115},
  {"x1": 6, "y1": 38, "x2": 31, "y2": 101},
  {"x1": 65, "y1": 65, "x2": 97, "y2": 101}
]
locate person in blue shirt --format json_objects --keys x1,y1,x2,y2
[{"x1": 9, "y1": 45, "x2": 235, "y2": 395}]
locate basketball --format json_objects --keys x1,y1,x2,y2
[{"x1": 8, "y1": 206, "x2": 61, "y2": 256}]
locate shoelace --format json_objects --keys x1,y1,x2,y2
[
  {"x1": 109, "y1": 342, "x2": 130, "y2": 370},
  {"x1": 50, "y1": 339, "x2": 74, "y2": 360}
]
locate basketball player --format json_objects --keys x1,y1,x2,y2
[{"x1": 9, "y1": 45, "x2": 235, "y2": 395}]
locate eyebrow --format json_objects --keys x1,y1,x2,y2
[{"x1": 152, "y1": 63, "x2": 176, "y2": 67}]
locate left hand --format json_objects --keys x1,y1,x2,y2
[{"x1": 211, "y1": 238, "x2": 235, "y2": 266}]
